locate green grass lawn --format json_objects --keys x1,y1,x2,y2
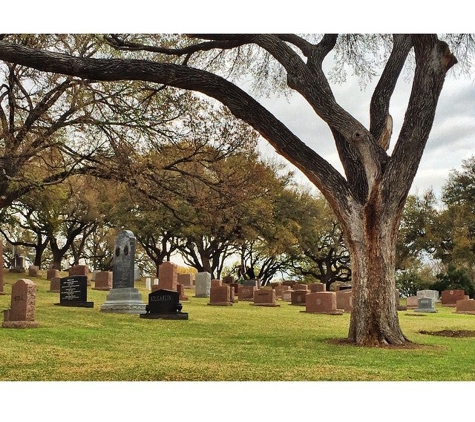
[{"x1": 1, "y1": 270, "x2": 475, "y2": 382}]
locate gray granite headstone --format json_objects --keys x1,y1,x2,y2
[
  {"x1": 100, "y1": 230, "x2": 146, "y2": 314},
  {"x1": 194, "y1": 272, "x2": 211, "y2": 297},
  {"x1": 417, "y1": 289, "x2": 440, "y2": 302},
  {"x1": 112, "y1": 230, "x2": 135, "y2": 289},
  {"x1": 414, "y1": 297, "x2": 437, "y2": 313}
]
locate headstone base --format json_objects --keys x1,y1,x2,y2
[
  {"x1": 2, "y1": 321, "x2": 39, "y2": 328},
  {"x1": 140, "y1": 312, "x2": 189, "y2": 320},
  {"x1": 54, "y1": 301, "x2": 94, "y2": 308},
  {"x1": 207, "y1": 302, "x2": 233, "y2": 306},
  {"x1": 301, "y1": 310, "x2": 344, "y2": 315},
  {"x1": 100, "y1": 287, "x2": 146, "y2": 314},
  {"x1": 194, "y1": 294, "x2": 210, "y2": 298},
  {"x1": 413, "y1": 308, "x2": 438, "y2": 313},
  {"x1": 251, "y1": 303, "x2": 281, "y2": 307}
]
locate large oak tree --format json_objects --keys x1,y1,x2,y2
[{"x1": 0, "y1": 34, "x2": 460, "y2": 346}]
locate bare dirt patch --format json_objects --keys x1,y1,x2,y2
[{"x1": 419, "y1": 330, "x2": 475, "y2": 338}]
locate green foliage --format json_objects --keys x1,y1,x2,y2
[
  {"x1": 396, "y1": 268, "x2": 433, "y2": 297},
  {"x1": 431, "y1": 265, "x2": 475, "y2": 297}
]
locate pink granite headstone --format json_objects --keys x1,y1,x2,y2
[
  {"x1": 93, "y1": 271, "x2": 113, "y2": 291},
  {"x1": 305, "y1": 292, "x2": 343, "y2": 315},
  {"x1": 48, "y1": 276, "x2": 61, "y2": 293},
  {"x1": 208, "y1": 285, "x2": 233, "y2": 306},
  {"x1": 406, "y1": 296, "x2": 418, "y2": 308},
  {"x1": 290, "y1": 290, "x2": 308, "y2": 306},
  {"x1": 177, "y1": 273, "x2": 193, "y2": 288},
  {"x1": 177, "y1": 284, "x2": 189, "y2": 301},
  {"x1": 274, "y1": 284, "x2": 290, "y2": 299},
  {"x1": 238, "y1": 285, "x2": 255, "y2": 301},
  {"x1": 158, "y1": 261, "x2": 178, "y2": 291},
  {"x1": 441, "y1": 289, "x2": 466, "y2": 306},
  {"x1": 47, "y1": 268, "x2": 60, "y2": 281},
  {"x1": 69, "y1": 265, "x2": 90, "y2": 286},
  {"x1": 309, "y1": 283, "x2": 326, "y2": 293},
  {"x1": 253, "y1": 289, "x2": 279, "y2": 307},
  {"x1": 455, "y1": 299, "x2": 475, "y2": 314},
  {"x1": 211, "y1": 279, "x2": 222, "y2": 287},
  {"x1": 335, "y1": 289, "x2": 353, "y2": 312},
  {"x1": 3, "y1": 279, "x2": 39, "y2": 328}
]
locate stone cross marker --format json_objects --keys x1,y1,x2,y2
[
  {"x1": 2, "y1": 279, "x2": 39, "y2": 328},
  {"x1": 100, "y1": 230, "x2": 146, "y2": 314}
]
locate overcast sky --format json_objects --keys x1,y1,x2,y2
[{"x1": 255, "y1": 64, "x2": 475, "y2": 200}]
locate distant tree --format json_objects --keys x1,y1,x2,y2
[
  {"x1": 431, "y1": 265, "x2": 475, "y2": 298},
  {"x1": 436, "y1": 156, "x2": 475, "y2": 274},
  {"x1": 396, "y1": 190, "x2": 440, "y2": 270}
]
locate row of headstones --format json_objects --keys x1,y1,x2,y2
[{"x1": 406, "y1": 289, "x2": 475, "y2": 314}]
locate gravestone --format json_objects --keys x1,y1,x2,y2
[
  {"x1": 47, "y1": 268, "x2": 60, "y2": 281},
  {"x1": 304, "y1": 292, "x2": 344, "y2": 315},
  {"x1": 222, "y1": 275, "x2": 234, "y2": 284},
  {"x1": 0, "y1": 242, "x2": 4, "y2": 295},
  {"x1": 414, "y1": 297, "x2": 438, "y2": 313},
  {"x1": 2, "y1": 279, "x2": 39, "y2": 328},
  {"x1": 293, "y1": 283, "x2": 308, "y2": 291},
  {"x1": 69, "y1": 264, "x2": 90, "y2": 286},
  {"x1": 48, "y1": 276, "x2": 61, "y2": 293},
  {"x1": 441, "y1": 289, "x2": 466, "y2": 307},
  {"x1": 290, "y1": 290, "x2": 308, "y2": 306},
  {"x1": 455, "y1": 299, "x2": 475, "y2": 314},
  {"x1": 238, "y1": 285, "x2": 255, "y2": 301},
  {"x1": 309, "y1": 283, "x2": 326, "y2": 293},
  {"x1": 55, "y1": 275, "x2": 94, "y2": 308},
  {"x1": 406, "y1": 296, "x2": 418, "y2": 308},
  {"x1": 177, "y1": 273, "x2": 193, "y2": 288},
  {"x1": 211, "y1": 279, "x2": 222, "y2": 287},
  {"x1": 100, "y1": 230, "x2": 146, "y2": 314},
  {"x1": 274, "y1": 284, "x2": 290, "y2": 299},
  {"x1": 281, "y1": 290, "x2": 292, "y2": 302},
  {"x1": 230, "y1": 283, "x2": 240, "y2": 294},
  {"x1": 93, "y1": 271, "x2": 112, "y2": 291},
  {"x1": 158, "y1": 261, "x2": 178, "y2": 291},
  {"x1": 10, "y1": 255, "x2": 26, "y2": 273},
  {"x1": 28, "y1": 265, "x2": 41, "y2": 277},
  {"x1": 417, "y1": 289, "x2": 440, "y2": 302},
  {"x1": 177, "y1": 284, "x2": 189, "y2": 301},
  {"x1": 252, "y1": 289, "x2": 280, "y2": 307},
  {"x1": 208, "y1": 285, "x2": 233, "y2": 306},
  {"x1": 140, "y1": 289, "x2": 188, "y2": 320},
  {"x1": 243, "y1": 279, "x2": 260, "y2": 288},
  {"x1": 145, "y1": 277, "x2": 152, "y2": 291},
  {"x1": 194, "y1": 272, "x2": 211, "y2": 298},
  {"x1": 335, "y1": 289, "x2": 352, "y2": 312}
]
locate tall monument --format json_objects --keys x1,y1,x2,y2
[{"x1": 100, "y1": 230, "x2": 146, "y2": 314}]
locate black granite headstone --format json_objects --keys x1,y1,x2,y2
[
  {"x1": 55, "y1": 275, "x2": 94, "y2": 308},
  {"x1": 140, "y1": 289, "x2": 188, "y2": 320}
]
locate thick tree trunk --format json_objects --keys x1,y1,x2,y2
[{"x1": 346, "y1": 192, "x2": 408, "y2": 346}]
